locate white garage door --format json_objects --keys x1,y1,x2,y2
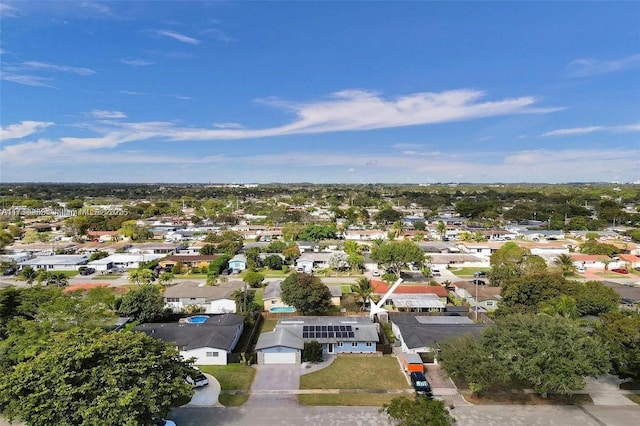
[{"x1": 263, "y1": 351, "x2": 297, "y2": 364}]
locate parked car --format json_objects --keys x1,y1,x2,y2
[
  {"x1": 430, "y1": 268, "x2": 441, "y2": 277},
  {"x1": 155, "y1": 419, "x2": 176, "y2": 426},
  {"x1": 186, "y1": 373, "x2": 209, "y2": 388},
  {"x1": 78, "y1": 267, "x2": 95, "y2": 276},
  {"x1": 409, "y1": 372, "x2": 433, "y2": 398},
  {"x1": 470, "y1": 279, "x2": 486, "y2": 286},
  {"x1": 372, "y1": 270, "x2": 381, "y2": 277},
  {"x1": 611, "y1": 268, "x2": 629, "y2": 274},
  {"x1": 473, "y1": 271, "x2": 487, "y2": 278}
]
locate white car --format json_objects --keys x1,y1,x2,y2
[
  {"x1": 371, "y1": 270, "x2": 381, "y2": 277},
  {"x1": 186, "y1": 373, "x2": 209, "y2": 388}
]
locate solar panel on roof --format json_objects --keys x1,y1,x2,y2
[
  {"x1": 328, "y1": 326, "x2": 334, "y2": 331},
  {"x1": 303, "y1": 332, "x2": 309, "y2": 338},
  {"x1": 346, "y1": 326, "x2": 352, "y2": 331},
  {"x1": 321, "y1": 332, "x2": 327, "y2": 338},
  {"x1": 339, "y1": 326, "x2": 346, "y2": 331},
  {"x1": 348, "y1": 332, "x2": 355, "y2": 338},
  {"x1": 321, "y1": 325, "x2": 327, "y2": 331},
  {"x1": 328, "y1": 332, "x2": 334, "y2": 338},
  {"x1": 308, "y1": 332, "x2": 315, "y2": 338}
]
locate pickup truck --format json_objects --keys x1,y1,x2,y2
[{"x1": 186, "y1": 373, "x2": 209, "y2": 388}]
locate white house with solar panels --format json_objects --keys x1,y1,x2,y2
[{"x1": 255, "y1": 316, "x2": 379, "y2": 364}]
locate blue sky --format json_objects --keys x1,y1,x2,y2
[{"x1": 1, "y1": 1, "x2": 639, "y2": 183}]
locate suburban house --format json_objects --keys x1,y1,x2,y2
[
  {"x1": 569, "y1": 254, "x2": 614, "y2": 271},
  {"x1": 296, "y1": 241, "x2": 316, "y2": 252},
  {"x1": 390, "y1": 313, "x2": 486, "y2": 362},
  {"x1": 617, "y1": 254, "x2": 640, "y2": 270},
  {"x1": 163, "y1": 280, "x2": 238, "y2": 314},
  {"x1": 371, "y1": 280, "x2": 448, "y2": 304},
  {"x1": 295, "y1": 252, "x2": 333, "y2": 272},
  {"x1": 255, "y1": 316, "x2": 380, "y2": 364},
  {"x1": 88, "y1": 253, "x2": 165, "y2": 272},
  {"x1": 128, "y1": 243, "x2": 183, "y2": 255},
  {"x1": 521, "y1": 230, "x2": 565, "y2": 241},
  {"x1": 19, "y1": 254, "x2": 89, "y2": 271},
  {"x1": 134, "y1": 313, "x2": 244, "y2": 365},
  {"x1": 456, "y1": 243, "x2": 494, "y2": 257},
  {"x1": 86, "y1": 231, "x2": 120, "y2": 242},
  {"x1": 343, "y1": 229, "x2": 387, "y2": 241},
  {"x1": 263, "y1": 281, "x2": 342, "y2": 313},
  {"x1": 159, "y1": 255, "x2": 220, "y2": 271},
  {"x1": 451, "y1": 281, "x2": 502, "y2": 311},
  {"x1": 427, "y1": 253, "x2": 487, "y2": 268},
  {"x1": 228, "y1": 254, "x2": 247, "y2": 272}
]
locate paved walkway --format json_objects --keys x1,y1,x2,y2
[{"x1": 582, "y1": 375, "x2": 638, "y2": 406}]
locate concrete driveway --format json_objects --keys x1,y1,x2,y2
[
  {"x1": 185, "y1": 374, "x2": 222, "y2": 407},
  {"x1": 251, "y1": 365, "x2": 301, "y2": 391}
]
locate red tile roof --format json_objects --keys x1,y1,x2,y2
[{"x1": 371, "y1": 280, "x2": 448, "y2": 297}]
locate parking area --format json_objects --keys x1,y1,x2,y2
[{"x1": 185, "y1": 374, "x2": 222, "y2": 407}]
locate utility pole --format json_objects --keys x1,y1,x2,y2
[{"x1": 475, "y1": 281, "x2": 478, "y2": 321}]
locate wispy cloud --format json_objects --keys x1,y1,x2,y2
[
  {"x1": 542, "y1": 122, "x2": 640, "y2": 137},
  {"x1": 79, "y1": 1, "x2": 112, "y2": 15},
  {"x1": 567, "y1": 54, "x2": 640, "y2": 78},
  {"x1": 0, "y1": 121, "x2": 54, "y2": 140},
  {"x1": 153, "y1": 30, "x2": 200, "y2": 45},
  {"x1": 23, "y1": 61, "x2": 96, "y2": 76},
  {"x1": 0, "y1": 3, "x2": 20, "y2": 17},
  {"x1": 213, "y1": 122, "x2": 244, "y2": 129},
  {"x1": 201, "y1": 28, "x2": 236, "y2": 43},
  {"x1": 120, "y1": 58, "x2": 155, "y2": 67},
  {"x1": 0, "y1": 72, "x2": 55, "y2": 87},
  {"x1": 91, "y1": 110, "x2": 126, "y2": 119}
]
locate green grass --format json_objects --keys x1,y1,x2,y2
[
  {"x1": 260, "y1": 319, "x2": 278, "y2": 333},
  {"x1": 298, "y1": 393, "x2": 399, "y2": 406},
  {"x1": 198, "y1": 364, "x2": 255, "y2": 406},
  {"x1": 260, "y1": 270, "x2": 290, "y2": 277},
  {"x1": 58, "y1": 270, "x2": 79, "y2": 277},
  {"x1": 91, "y1": 275, "x2": 121, "y2": 280},
  {"x1": 627, "y1": 395, "x2": 640, "y2": 405},
  {"x1": 449, "y1": 267, "x2": 489, "y2": 277},
  {"x1": 252, "y1": 288, "x2": 264, "y2": 310},
  {"x1": 172, "y1": 273, "x2": 208, "y2": 279},
  {"x1": 300, "y1": 356, "x2": 409, "y2": 390},
  {"x1": 341, "y1": 285, "x2": 353, "y2": 293}
]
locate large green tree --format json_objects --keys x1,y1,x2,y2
[
  {"x1": 117, "y1": 285, "x2": 167, "y2": 323},
  {"x1": 280, "y1": 273, "x2": 332, "y2": 315},
  {"x1": 352, "y1": 277, "x2": 374, "y2": 311},
  {"x1": 0, "y1": 329, "x2": 194, "y2": 426},
  {"x1": 370, "y1": 240, "x2": 425, "y2": 277},
  {"x1": 597, "y1": 311, "x2": 640, "y2": 380},
  {"x1": 489, "y1": 242, "x2": 547, "y2": 287}
]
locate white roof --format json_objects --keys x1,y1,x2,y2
[
  {"x1": 89, "y1": 254, "x2": 164, "y2": 265},
  {"x1": 390, "y1": 294, "x2": 446, "y2": 309},
  {"x1": 20, "y1": 255, "x2": 88, "y2": 266}
]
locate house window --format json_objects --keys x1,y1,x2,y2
[
  {"x1": 366, "y1": 342, "x2": 372, "y2": 347},
  {"x1": 486, "y1": 301, "x2": 494, "y2": 307},
  {"x1": 337, "y1": 342, "x2": 343, "y2": 347},
  {"x1": 206, "y1": 351, "x2": 219, "y2": 357},
  {"x1": 166, "y1": 298, "x2": 179, "y2": 303},
  {"x1": 351, "y1": 342, "x2": 358, "y2": 348}
]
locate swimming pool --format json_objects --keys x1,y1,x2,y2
[
  {"x1": 185, "y1": 315, "x2": 209, "y2": 324},
  {"x1": 269, "y1": 306, "x2": 296, "y2": 313}
]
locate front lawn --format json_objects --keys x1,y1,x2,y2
[
  {"x1": 627, "y1": 394, "x2": 640, "y2": 405},
  {"x1": 300, "y1": 356, "x2": 409, "y2": 390},
  {"x1": 59, "y1": 270, "x2": 79, "y2": 277},
  {"x1": 91, "y1": 275, "x2": 121, "y2": 280},
  {"x1": 462, "y1": 391, "x2": 592, "y2": 405},
  {"x1": 449, "y1": 267, "x2": 489, "y2": 277},
  {"x1": 198, "y1": 364, "x2": 256, "y2": 406},
  {"x1": 260, "y1": 319, "x2": 278, "y2": 333}
]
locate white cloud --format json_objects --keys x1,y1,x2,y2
[
  {"x1": 91, "y1": 110, "x2": 127, "y2": 119},
  {"x1": 201, "y1": 28, "x2": 236, "y2": 43},
  {"x1": 567, "y1": 54, "x2": 640, "y2": 78},
  {"x1": 213, "y1": 122, "x2": 244, "y2": 129},
  {"x1": 0, "y1": 72, "x2": 55, "y2": 87},
  {"x1": 120, "y1": 58, "x2": 155, "y2": 66},
  {"x1": 542, "y1": 123, "x2": 640, "y2": 137},
  {"x1": 0, "y1": 3, "x2": 20, "y2": 17},
  {"x1": 153, "y1": 30, "x2": 200, "y2": 45},
  {"x1": 0, "y1": 121, "x2": 54, "y2": 140},
  {"x1": 165, "y1": 89, "x2": 561, "y2": 141},
  {"x1": 23, "y1": 61, "x2": 95, "y2": 76},
  {"x1": 173, "y1": 95, "x2": 191, "y2": 100}
]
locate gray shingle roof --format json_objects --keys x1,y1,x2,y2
[
  {"x1": 255, "y1": 327, "x2": 304, "y2": 350},
  {"x1": 390, "y1": 313, "x2": 486, "y2": 350}
]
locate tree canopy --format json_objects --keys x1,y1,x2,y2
[
  {"x1": 370, "y1": 240, "x2": 424, "y2": 276},
  {"x1": 117, "y1": 285, "x2": 167, "y2": 323},
  {"x1": 0, "y1": 328, "x2": 194, "y2": 426},
  {"x1": 489, "y1": 242, "x2": 547, "y2": 287},
  {"x1": 280, "y1": 273, "x2": 332, "y2": 315},
  {"x1": 380, "y1": 396, "x2": 454, "y2": 426}
]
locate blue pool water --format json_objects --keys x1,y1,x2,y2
[
  {"x1": 186, "y1": 315, "x2": 209, "y2": 324},
  {"x1": 269, "y1": 306, "x2": 296, "y2": 313}
]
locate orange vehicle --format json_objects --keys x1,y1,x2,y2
[{"x1": 402, "y1": 353, "x2": 424, "y2": 374}]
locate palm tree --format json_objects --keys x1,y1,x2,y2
[
  {"x1": 48, "y1": 272, "x2": 69, "y2": 287},
  {"x1": 158, "y1": 272, "x2": 175, "y2": 287},
  {"x1": 20, "y1": 266, "x2": 38, "y2": 285},
  {"x1": 539, "y1": 295, "x2": 579, "y2": 319},
  {"x1": 436, "y1": 221, "x2": 447, "y2": 241},
  {"x1": 353, "y1": 277, "x2": 374, "y2": 311},
  {"x1": 553, "y1": 254, "x2": 577, "y2": 276},
  {"x1": 392, "y1": 220, "x2": 405, "y2": 239},
  {"x1": 129, "y1": 268, "x2": 154, "y2": 285}
]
